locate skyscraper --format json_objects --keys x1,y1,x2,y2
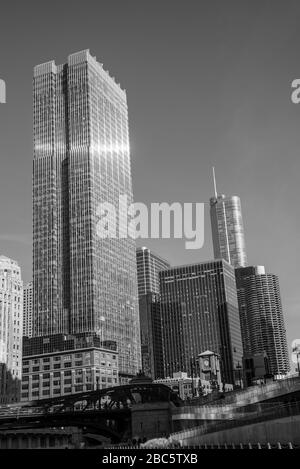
[
  {"x1": 236, "y1": 266, "x2": 290, "y2": 376},
  {"x1": 23, "y1": 282, "x2": 33, "y2": 339},
  {"x1": 136, "y1": 247, "x2": 170, "y2": 379},
  {"x1": 159, "y1": 260, "x2": 243, "y2": 385},
  {"x1": 0, "y1": 256, "x2": 23, "y2": 403},
  {"x1": 136, "y1": 247, "x2": 170, "y2": 296},
  {"x1": 210, "y1": 168, "x2": 248, "y2": 268},
  {"x1": 28, "y1": 50, "x2": 141, "y2": 383}
]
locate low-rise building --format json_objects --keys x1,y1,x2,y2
[
  {"x1": 21, "y1": 333, "x2": 119, "y2": 401},
  {"x1": 154, "y1": 372, "x2": 212, "y2": 401}
]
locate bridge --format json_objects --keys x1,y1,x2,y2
[
  {"x1": 0, "y1": 375, "x2": 182, "y2": 447},
  {"x1": 1, "y1": 374, "x2": 300, "y2": 448}
]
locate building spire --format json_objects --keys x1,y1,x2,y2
[{"x1": 212, "y1": 166, "x2": 218, "y2": 198}]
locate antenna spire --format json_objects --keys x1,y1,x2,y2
[{"x1": 212, "y1": 167, "x2": 218, "y2": 198}]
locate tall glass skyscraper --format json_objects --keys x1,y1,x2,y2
[
  {"x1": 31, "y1": 50, "x2": 141, "y2": 378},
  {"x1": 210, "y1": 168, "x2": 248, "y2": 268}
]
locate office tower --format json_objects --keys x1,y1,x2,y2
[
  {"x1": 236, "y1": 266, "x2": 290, "y2": 376},
  {"x1": 136, "y1": 247, "x2": 170, "y2": 379},
  {"x1": 0, "y1": 256, "x2": 23, "y2": 403},
  {"x1": 23, "y1": 282, "x2": 33, "y2": 338},
  {"x1": 210, "y1": 168, "x2": 248, "y2": 268},
  {"x1": 159, "y1": 260, "x2": 243, "y2": 385},
  {"x1": 136, "y1": 247, "x2": 170, "y2": 296},
  {"x1": 139, "y1": 293, "x2": 164, "y2": 379},
  {"x1": 26, "y1": 50, "x2": 141, "y2": 394}
]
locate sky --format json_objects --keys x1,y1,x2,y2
[{"x1": 0, "y1": 0, "x2": 299, "y2": 359}]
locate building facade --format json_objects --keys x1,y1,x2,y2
[
  {"x1": 27, "y1": 49, "x2": 141, "y2": 392},
  {"x1": 21, "y1": 333, "x2": 118, "y2": 401},
  {"x1": 139, "y1": 293, "x2": 164, "y2": 379},
  {"x1": 154, "y1": 372, "x2": 212, "y2": 401},
  {"x1": 236, "y1": 266, "x2": 290, "y2": 376},
  {"x1": 159, "y1": 260, "x2": 243, "y2": 385},
  {"x1": 136, "y1": 247, "x2": 170, "y2": 379},
  {"x1": 136, "y1": 247, "x2": 170, "y2": 296},
  {"x1": 23, "y1": 282, "x2": 33, "y2": 339},
  {"x1": 0, "y1": 256, "x2": 23, "y2": 403},
  {"x1": 210, "y1": 171, "x2": 247, "y2": 268}
]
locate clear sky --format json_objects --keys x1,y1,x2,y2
[{"x1": 0, "y1": 0, "x2": 299, "y2": 359}]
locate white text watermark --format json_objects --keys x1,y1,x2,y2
[{"x1": 96, "y1": 196, "x2": 204, "y2": 250}]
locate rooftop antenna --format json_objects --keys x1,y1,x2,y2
[{"x1": 212, "y1": 166, "x2": 218, "y2": 198}]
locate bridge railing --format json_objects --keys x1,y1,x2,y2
[{"x1": 171, "y1": 399, "x2": 300, "y2": 442}]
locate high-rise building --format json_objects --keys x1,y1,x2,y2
[
  {"x1": 139, "y1": 293, "x2": 164, "y2": 379},
  {"x1": 159, "y1": 260, "x2": 243, "y2": 385},
  {"x1": 136, "y1": 247, "x2": 170, "y2": 379},
  {"x1": 24, "y1": 50, "x2": 141, "y2": 397},
  {"x1": 236, "y1": 266, "x2": 290, "y2": 376},
  {"x1": 23, "y1": 282, "x2": 33, "y2": 338},
  {"x1": 210, "y1": 168, "x2": 248, "y2": 268},
  {"x1": 136, "y1": 247, "x2": 170, "y2": 296},
  {"x1": 0, "y1": 256, "x2": 23, "y2": 403}
]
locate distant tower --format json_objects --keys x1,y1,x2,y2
[
  {"x1": 0, "y1": 256, "x2": 23, "y2": 403},
  {"x1": 23, "y1": 282, "x2": 33, "y2": 338},
  {"x1": 136, "y1": 247, "x2": 170, "y2": 379},
  {"x1": 136, "y1": 247, "x2": 170, "y2": 296},
  {"x1": 236, "y1": 266, "x2": 290, "y2": 376},
  {"x1": 210, "y1": 168, "x2": 248, "y2": 268}
]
